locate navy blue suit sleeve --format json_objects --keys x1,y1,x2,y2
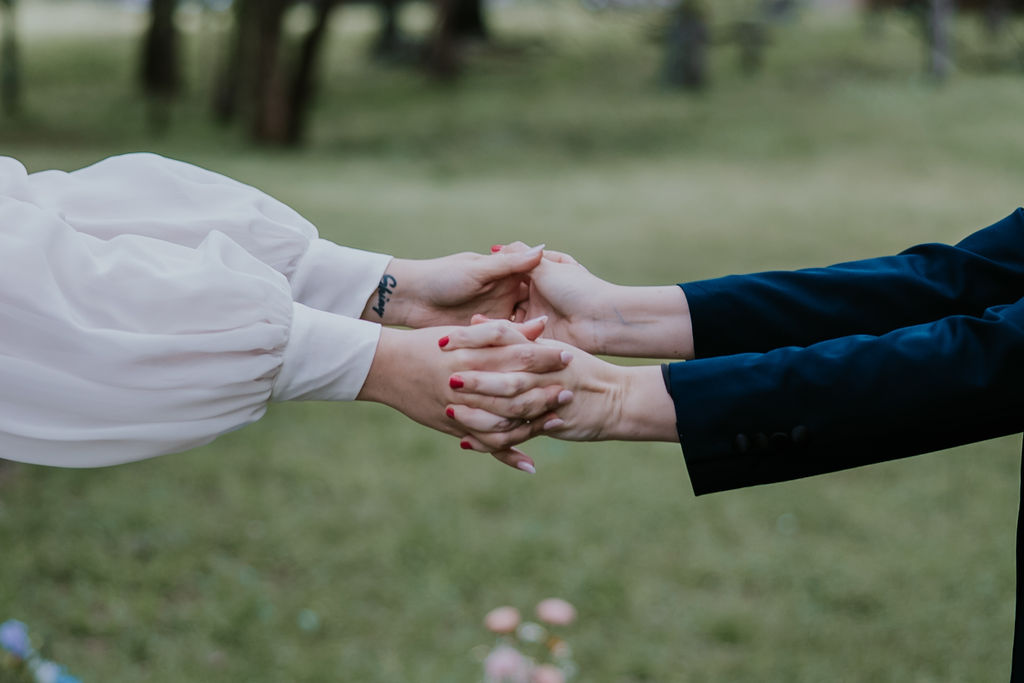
[
  {"x1": 681, "y1": 208, "x2": 1024, "y2": 358},
  {"x1": 667, "y1": 297, "x2": 1024, "y2": 496}
]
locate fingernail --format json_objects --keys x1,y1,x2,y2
[
  {"x1": 526, "y1": 243, "x2": 546, "y2": 254},
  {"x1": 517, "y1": 462, "x2": 537, "y2": 474},
  {"x1": 438, "y1": 335, "x2": 450, "y2": 348},
  {"x1": 446, "y1": 407, "x2": 455, "y2": 419},
  {"x1": 449, "y1": 376, "x2": 464, "y2": 389},
  {"x1": 543, "y1": 418, "x2": 565, "y2": 431},
  {"x1": 526, "y1": 315, "x2": 549, "y2": 325},
  {"x1": 490, "y1": 244, "x2": 502, "y2": 253},
  {"x1": 560, "y1": 350, "x2": 574, "y2": 364},
  {"x1": 460, "y1": 440, "x2": 473, "y2": 450},
  {"x1": 557, "y1": 390, "x2": 574, "y2": 405}
]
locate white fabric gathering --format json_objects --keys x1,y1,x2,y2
[{"x1": 0, "y1": 153, "x2": 391, "y2": 467}]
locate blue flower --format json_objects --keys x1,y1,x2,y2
[{"x1": 0, "y1": 620, "x2": 31, "y2": 658}]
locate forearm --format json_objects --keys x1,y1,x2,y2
[{"x1": 583, "y1": 285, "x2": 694, "y2": 359}]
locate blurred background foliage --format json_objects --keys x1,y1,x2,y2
[{"x1": 1, "y1": 0, "x2": 1023, "y2": 680}]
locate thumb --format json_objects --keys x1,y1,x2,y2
[{"x1": 479, "y1": 244, "x2": 545, "y2": 279}]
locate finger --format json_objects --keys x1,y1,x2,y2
[
  {"x1": 542, "y1": 249, "x2": 579, "y2": 265},
  {"x1": 453, "y1": 343, "x2": 572, "y2": 376},
  {"x1": 478, "y1": 244, "x2": 545, "y2": 279},
  {"x1": 491, "y1": 448, "x2": 537, "y2": 474},
  {"x1": 450, "y1": 385, "x2": 572, "y2": 422},
  {"x1": 450, "y1": 405, "x2": 529, "y2": 432},
  {"x1": 441, "y1": 317, "x2": 547, "y2": 350},
  {"x1": 491, "y1": 241, "x2": 532, "y2": 255},
  {"x1": 459, "y1": 435, "x2": 537, "y2": 474},
  {"x1": 462, "y1": 416, "x2": 559, "y2": 451}
]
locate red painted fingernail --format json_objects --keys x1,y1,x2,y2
[
  {"x1": 446, "y1": 407, "x2": 455, "y2": 418},
  {"x1": 460, "y1": 440, "x2": 472, "y2": 450},
  {"x1": 449, "y1": 376, "x2": 464, "y2": 389},
  {"x1": 490, "y1": 244, "x2": 502, "y2": 253},
  {"x1": 438, "y1": 336, "x2": 450, "y2": 348}
]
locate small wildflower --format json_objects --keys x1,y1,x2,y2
[
  {"x1": 530, "y1": 664, "x2": 566, "y2": 683},
  {"x1": 0, "y1": 620, "x2": 30, "y2": 658},
  {"x1": 484, "y1": 645, "x2": 529, "y2": 683},
  {"x1": 535, "y1": 599, "x2": 576, "y2": 626},
  {"x1": 484, "y1": 606, "x2": 521, "y2": 634}
]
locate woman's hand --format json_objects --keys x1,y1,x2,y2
[
  {"x1": 495, "y1": 243, "x2": 695, "y2": 359},
  {"x1": 441, "y1": 321, "x2": 680, "y2": 455},
  {"x1": 360, "y1": 246, "x2": 543, "y2": 328},
  {"x1": 356, "y1": 318, "x2": 572, "y2": 472}
]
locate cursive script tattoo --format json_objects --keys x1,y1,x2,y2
[{"x1": 372, "y1": 274, "x2": 397, "y2": 318}]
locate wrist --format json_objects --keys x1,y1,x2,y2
[
  {"x1": 356, "y1": 327, "x2": 405, "y2": 406},
  {"x1": 361, "y1": 258, "x2": 413, "y2": 327},
  {"x1": 607, "y1": 365, "x2": 679, "y2": 442},
  {"x1": 592, "y1": 285, "x2": 694, "y2": 359}
]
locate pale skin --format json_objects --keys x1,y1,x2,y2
[
  {"x1": 359, "y1": 245, "x2": 543, "y2": 328},
  {"x1": 441, "y1": 244, "x2": 692, "y2": 454},
  {"x1": 351, "y1": 246, "x2": 570, "y2": 472}
]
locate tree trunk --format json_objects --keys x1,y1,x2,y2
[
  {"x1": 251, "y1": 0, "x2": 290, "y2": 143},
  {"x1": 447, "y1": 0, "x2": 488, "y2": 41},
  {"x1": 371, "y1": 0, "x2": 404, "y2": 59},
  {"x1": 0, "y1": 0, "x2": 20, "y2": 116},
  {"x1": 212, "y1": 0, "x2": 260, "y2": 124},
  {"x1": 141, "y1": 0, "x2": 180, "y2": 96},
  {"x1": 926, "y1": 0, "x2": 953, "y2": 81},
  {"x1": 663, "y1": 1, "x2": 709, "y2": 90},
  {"x1": 285, "y1": 0, "x2": 338, "y2": 144}
]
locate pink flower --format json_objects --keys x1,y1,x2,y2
[
  {"x1": 531, "y1": 664, "x2": 566, "y2": 683},
  {"x1": 484, "y1": 645, "x2": 530, "y2": 683},
  {"x1": 535, "y1": 598, "x2": 576, "y2": 626},
  {"x1": 484, "y1": 606, "x2": 521, "y2": 634}
]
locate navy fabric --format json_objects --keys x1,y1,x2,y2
[{"x1": 666, "y1": 208, "x2": 1024, "y2": 680}]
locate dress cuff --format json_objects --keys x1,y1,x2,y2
[
  {"x1": 272, "y1": 303, "x2": 382, "y2": 402},
  {"x1": 290, "y1": 238, "x2": 393, "y2": 319}
]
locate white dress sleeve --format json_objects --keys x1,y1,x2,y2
[
  {"x1": 18, "y1": 152, "x2": 392, "y2": 319},
  {"x1": 0, "y1": 158, "x2": 382, "y2": 468}
]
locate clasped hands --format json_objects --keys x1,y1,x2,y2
[{"x1": 356, "y1": 243, "x2": 684, "y2": 473}]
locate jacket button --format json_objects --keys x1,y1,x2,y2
[
  {"x1": 733, "y1": 434, "x2": 750, "y2": 453},
  {"x1": 791, "y1": 425, "x2": 809, "y2": 444}
]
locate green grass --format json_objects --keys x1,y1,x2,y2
[{"x1": 1, "y1": 1, "x2": 1024, "y2": 681}]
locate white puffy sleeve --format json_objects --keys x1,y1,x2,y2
[
  {"x1": 20, "y1": 152, "x2": 391, "y2": 319},
  {"x1": 0, "y1": 158, "x2": 382, "y2": 468}
]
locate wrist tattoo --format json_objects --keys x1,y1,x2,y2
[{"x1": 372, "y1": 274, "x2": 397, "y2": 318}]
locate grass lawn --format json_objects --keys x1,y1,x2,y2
[{"x1": 1, "y1": 1, "x2": 1023, "y2": 680}]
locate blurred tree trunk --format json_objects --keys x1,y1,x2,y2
[
  {"x1": 0, "y1": 0, "x2": 20, "y2": 116},
  {"x1": 141, "y1": 0, "x2": 180, "y2": 96},
  {"x1": 212, "y1": 0, "x2": 259, "y2": 124},
  {"x1": 926, "y1": 0, "x2": 953, "y2": 80},
  {"x1": 371, "y1": 0, "x2": 404, "y2": 59},
  {"x1": 285, "y1": 0, "x2": 338, "y2": 144},
  {"x1": 663, "y1": 0, "x2": 709, "y2": 89},
  {"x1": 447, "y1": 0, "x2": 488, "y2": 40},
  {"x1": 141, "y1": 0, "x2": 180, "y2": 132},
  {"x1": 212, "y1": 0, "x2": 338, "y2": 145},
  {"x1": 427, "y1": 0, "x2": 489, "y2": 78},
  {"x1": 251, "y1": 0, "x2": 290, "y2": 142}
]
